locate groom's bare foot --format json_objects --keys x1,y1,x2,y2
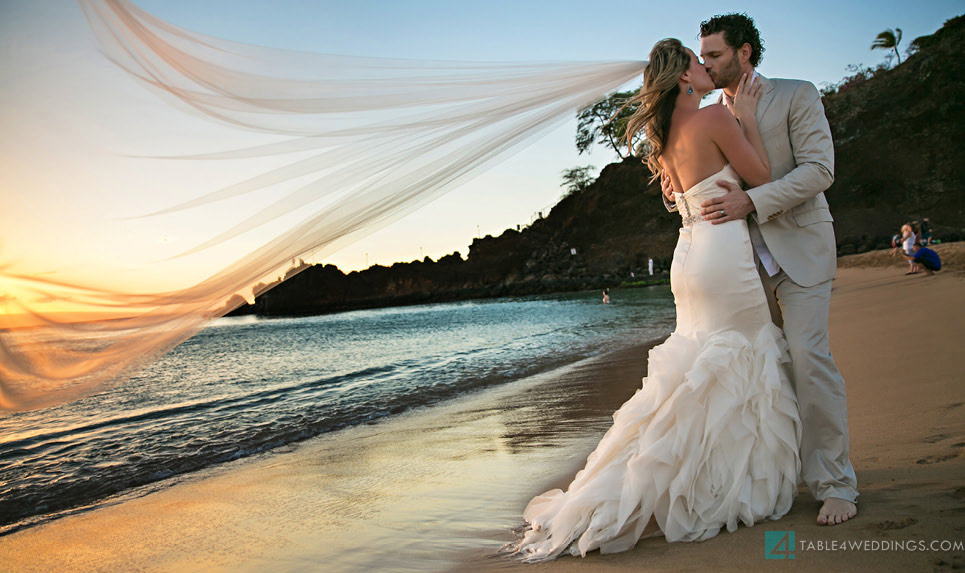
[{"x1": 817, "y1": 498, "x2": 857, "y2": 525}]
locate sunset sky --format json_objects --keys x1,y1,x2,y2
[{"x1": 0, "y1": 0, "x2": 960, "y2": 317}]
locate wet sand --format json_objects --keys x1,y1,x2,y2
[
  {"x1": 0, "y1": 336, "x2": 661, "y2": 572},
  {"x1": 0, "y1": 259, "x2": 963, "y2": 572}
]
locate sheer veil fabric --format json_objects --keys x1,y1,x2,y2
[{"x1": 0, "y1": 0, "x2": 647, "y2": 410}]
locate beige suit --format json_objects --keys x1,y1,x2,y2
[
  {"x1": 666, "y1": 75, "x2": 859, "y2": 504},
  {"x1": 749, "y1": 76, "x2": 858, "y2": 504},
  {"x1": 745, "y1": 76, "x2": 836, "y2": 287}
]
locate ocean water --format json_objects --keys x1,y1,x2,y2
[{"x1": 0, "y1": 286, "x2": 674, "y2": 535}]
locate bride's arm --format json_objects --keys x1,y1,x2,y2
[
  {"x1": 706, "y1": 102, "x2": 770, "y2": 188},
  {"x1": 704, "y1": 73, "x2": 770, "y2": 187},
  {"x1": 728, "y1": 74, "x2": 769, "y2": 175}
]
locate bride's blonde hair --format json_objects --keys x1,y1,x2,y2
[{"x1": 623, "y1": 39, "x2": 691, "y2": 180}]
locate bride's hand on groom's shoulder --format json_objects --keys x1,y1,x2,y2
[{"x1": 730, "y1": 73, "x2": 763, "y2": 124}]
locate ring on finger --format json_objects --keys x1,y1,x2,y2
[{"x1": 719, "y1": 209, "x2": 725, "y2": 217}]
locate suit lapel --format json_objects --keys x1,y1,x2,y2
[
  {"x1": 754, "y1": 74, "x2": 777, "y2": 124},
  {"x1": 713, "y1": 73, "x2": 776, "y2": 121}
]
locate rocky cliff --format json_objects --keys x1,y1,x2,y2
[
  {"x1": 235, "y1": 14, "x2": 964, "y2": 317},
  {"x1": 823, "y1": 14, "x2": 964, "y2": 254}
]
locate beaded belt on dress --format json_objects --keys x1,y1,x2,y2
[{"x1": 677, "y1": 196, "x2": 705, "y2": 227}]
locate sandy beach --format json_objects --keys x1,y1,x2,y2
[{"x1": 0, "y1": 247, "x2": 962, "y2": 572}]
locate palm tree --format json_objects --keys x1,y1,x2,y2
[{"x1": 871, "y1": 28, "x2": 903, "y2": 65}]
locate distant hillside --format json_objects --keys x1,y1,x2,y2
[
  {"x1": 822, "y1": 14, "x2": 965, "y2": 254},
  {"x1": 235, "y1": 14, "x2": 964, "y2": 317}
]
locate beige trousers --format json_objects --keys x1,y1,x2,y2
[{"x1": 757, "y1": 263, "x2": 860, "y2": 503}]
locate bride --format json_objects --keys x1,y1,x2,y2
[{"x1": 508, "y1": 38, "x2": 801, "y2": 561}]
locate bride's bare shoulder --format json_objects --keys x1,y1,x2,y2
[
  {"x1": 695, "y1": 103, "x2": 739, "y2": 136},
  {"x1": 696, "y1": 103, "x2": 734, "y2": 123}
]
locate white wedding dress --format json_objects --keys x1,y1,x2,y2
[{"x1": 510, "y1": 165, "x2": 802, "y2": 561}]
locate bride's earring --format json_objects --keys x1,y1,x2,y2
[{"x1": 687, "y1": 85, "x2": 694, "y2": 95}]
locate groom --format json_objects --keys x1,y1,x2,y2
[{"x1": 663, "y1": 13, "x2": 859, "y2": 525}]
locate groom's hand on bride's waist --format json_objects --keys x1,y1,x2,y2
[{"x1": 701, "y1": 181, "x2": 756, "y2": 225}]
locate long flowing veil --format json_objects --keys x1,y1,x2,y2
[{"x1": 0, "y1": 0, "x2": 646, "y2": 410}]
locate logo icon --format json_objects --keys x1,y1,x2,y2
[{"x1": 765, "y1": 531, "x2": 795, "y2": 559}]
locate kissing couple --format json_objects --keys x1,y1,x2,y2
[{"x1": 509, "y1": 12, "x2": 859, "y2": 562}]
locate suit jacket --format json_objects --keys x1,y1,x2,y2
[{"x1": 664, "y1": 74, "x2": 836, "y2": 287}]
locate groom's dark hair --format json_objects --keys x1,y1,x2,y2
[{"x1": 699, "y1": 13, "x2": 765, "y2": 67}]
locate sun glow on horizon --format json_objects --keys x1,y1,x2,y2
[{"x1": 2, "y1": 0, "x2": 960, "y2": 310}]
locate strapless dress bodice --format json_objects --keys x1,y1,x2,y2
[{"x1": 673, "y1": 164, "x2": 741, "y2": 227}]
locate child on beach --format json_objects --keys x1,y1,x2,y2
[{"x1": 893, "y1": 224, "x2": 919, "y2": 274}]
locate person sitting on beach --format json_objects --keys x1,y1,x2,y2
[
  {"x1": 920, "y1": 217, "x2": 933, "y2": 246},
  {"x1": 901, "y1": 246, "x2": 942, "y2": 276},
  {"x1": 891, "y1": 231, "x2": 903, "y2": 250}
]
